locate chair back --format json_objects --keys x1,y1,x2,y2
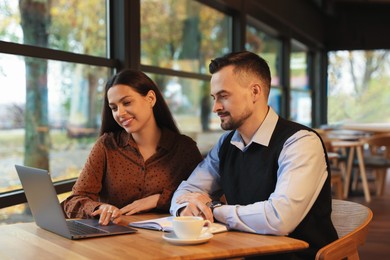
[
  {"x1": 360, "y1": 133, "x2": 390, "y2": 196},
  {"x1": 315, "y1": 199, "x2": 373, "y2": 260},
  {"x1": 314, "y1": 128, "x2": 333, "y2": 152},
  {"x1": 364, "y1": 133, "x2": 390, "y2": 158}
]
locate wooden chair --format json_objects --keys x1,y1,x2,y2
[
  {"x1": 328, "y1": 152, "x2": 344, "y2": 199},
  {"x1": 353, "y1": 133, "x2": 390, "y2": 196},
  {"x1": 315, "y1": 199, "x2": 373, "y2": 260},
  {"x1": 315, "y1": 128, "x2": 346, "y2": 199}
]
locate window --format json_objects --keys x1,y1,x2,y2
[
  {"x1": 146, "y1": 73, "x2": 221, "y2": 154},
  {"x1": 0, "y1": 53, "x2": 109, "y2": 192},
  {"x1": 290, "y1": 40, "x2": 312, "y2": 126},
  {"x1": 0, "y1": 0, "x2": 109, "y2": 191},
  {"x1": 328, "y1": 50, "x2": 390, "y2": 124},
  {"x1": 141, "y1": 0, "x2": 231, "y2": 74},
  {"x1": 0, "y1": 0, "x2": 110, "y2": 224},
  {"x1": 245, "y1": 22, "x2": 283, "y2": 114},
  {"x1": 0, "y1": 0, "x2": 107, "y2": 56},
  {"x1": 147, "y1": 73, "x2": 219, "y2": 133},
  {"x1": 140, "y1": 0, "x2": 232, "y2": 138},
  {"x1": 0, "y1": 0, "x2": 329, "y2": 225},
  {"x1": 1, "y1": 0, "x2": 233, "y2": 225}
]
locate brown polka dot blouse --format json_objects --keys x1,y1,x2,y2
[{"x1": 61, "y1": 128, "x2": 203, "y2": 218}]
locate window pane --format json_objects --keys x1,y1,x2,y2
[
  {"x1": 0, "y1": 53, "x2": 110, "y2": 193},
  {"x1": 141, "y1": 0, "x2": 232, "y2": 74},
  {"x1": 147, "y1": 73, "x2": 222, "y2": 154},
  {"x1": 290, "y1": 41, "x2": 311, "y2": 126},
  {"x1": 245, "y1": 24, "x2": 282, "y2": 87},
  {"x1": 147, "y1": 73, "x2": 220, "y2": 132},
  {"x1": 290, "y1": 51, "x2": 309, "y2": 90},
  {"x1": 328, "y1": 50, "x2": 390, "y2": 124},
  {"x1": 290, "y1": 90, "x2": 312, "y2": 126},
  {"x1": 269, "y1": 87, "x2": 282, "y2": 115},
  {"x1": 0, "y1": 0, "x2": 107, "y2": 57}
]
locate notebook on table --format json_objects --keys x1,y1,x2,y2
[
  {"x1": 129, "y1": 216, "x2": 228, "y2": 234},
  {"x1": 15, "y1": 164, "x2": 137, "y2": 240}
]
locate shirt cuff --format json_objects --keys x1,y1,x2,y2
[{"x1": 173, "y1": 202, "x2": 189, "y2": 216}]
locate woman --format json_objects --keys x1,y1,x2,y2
[{"x1": 62, "y1": 69, "x2": 203, "y2": 225}]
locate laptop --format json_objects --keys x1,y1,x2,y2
[{"x1": 15, "y1": 164, "x2": 137, "y2": 239}]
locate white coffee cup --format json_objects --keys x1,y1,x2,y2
[{"x1": 172, "y1": 216, "x2": 211, "y2": 239}]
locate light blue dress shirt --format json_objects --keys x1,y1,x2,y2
[{"x1": 170, "y1": 107, "x2": 328, "y2": 236}]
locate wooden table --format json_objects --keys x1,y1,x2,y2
[
  {"x1": 341, "y1": 123, "x2": 390, "y2": 133},
  {"x1": 0, "y1": 213, "x2": 309, "y2": 259},
  {"x1": 331, "y1": 140, "x2": 371, "y2": 202},
  {"x1": 326, "y1": 129, "x2": 370, "y2": 141}
]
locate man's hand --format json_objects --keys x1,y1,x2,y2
[{"x1": 176, "y1": 193, "x2": 214, "y2": 222}]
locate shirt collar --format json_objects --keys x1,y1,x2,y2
[{"x1": 231, "y1": 107, "x2": 278, "y2": 150}]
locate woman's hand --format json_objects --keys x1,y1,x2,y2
[
  {"x1": 92, "y1": 204, "x2": 120, "y2": 225},
  {"x1": 120, "y1": 194, "x2": 161, "y2": 216}
]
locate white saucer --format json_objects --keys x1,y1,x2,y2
[{"x1": 162, "y1": 232, "x2": 213, "y2": 245}]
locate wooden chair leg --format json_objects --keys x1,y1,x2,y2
[
  {"x1": 331, "y1": 174, "x2": 344, "y2": 199},
  {"x1": 352, "y1": 170, "x2": 359, "y2": 191},
  {"x1": 336, "y1": 179, "x2": 344, "y2": 199},
  {"x1": 376, "y1": 169, "x2": 387, "y2": 196}
]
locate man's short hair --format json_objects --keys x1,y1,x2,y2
[{"x1": 209, "y1": 51, "x2": 271, "y2": 91}]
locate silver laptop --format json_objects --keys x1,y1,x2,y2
[{"x1": 15, "y1": 164, "x2": 137, "y2": 239}]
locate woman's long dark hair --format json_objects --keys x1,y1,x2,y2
[{"x1": 99, "y1": 69, "x2": 180, "y2": 136}]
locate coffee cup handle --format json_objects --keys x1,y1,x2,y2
[{"x1": 201, "y1": 220, "x2": 212, "y2": 235}]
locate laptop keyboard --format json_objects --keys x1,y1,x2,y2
[{"x1": 67, "y1": 221, "x2": 108, "y2": 235}]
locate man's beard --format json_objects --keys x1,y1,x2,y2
[{"x1": 220, "y1": 110, "x2": 252, "y2": 130}]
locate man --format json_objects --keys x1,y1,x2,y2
[{"x1": 170, "y1": 51, "x2": 338, "y2": 259}]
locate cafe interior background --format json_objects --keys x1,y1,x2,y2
[{"x1": 1, "y1": 0, "x2": 389, "y2": 256}]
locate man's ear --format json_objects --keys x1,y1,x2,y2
[{"x1": 251, "y1": 83, "x2": 262, "y2": 102}]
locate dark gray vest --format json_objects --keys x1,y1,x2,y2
[{"x1": 218, "y1": 117, "x2": 338, "y2": 259}]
